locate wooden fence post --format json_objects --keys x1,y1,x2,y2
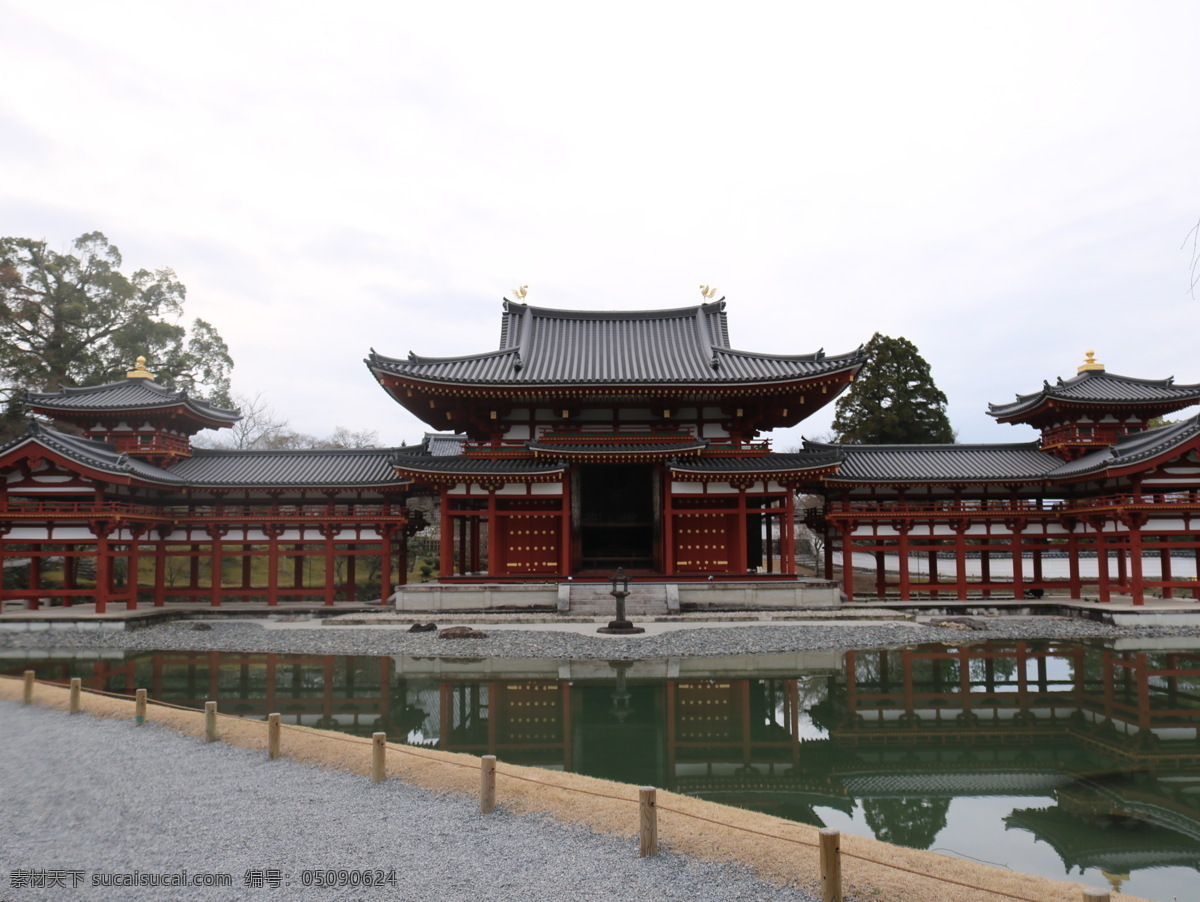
[
  {"x1": 204, "y1": 701, "x2": 218, "y2": 742},
  {"x1": 135, "y1": 689, "x2": 147, "y2": 725},
  {"x1": 68, "y1": 678, "x2": 81, "y2": 714},
  {"x1": 820, "y1": 827, "x2": 841, "y2": 902},
  {"x1": 267, "y1": 713, "x2": 281, "y2": 760},
  {"x1": 23, "y1": 670, "x2": 34, "y2": 705},
  {"x1": 371, "y1": 732, "x2": 386, "y2": 783},
  {"x1": 639, "y1": 787, "x2": 658, "y2": 857},
  {"x1": 480, "y1": 755, "x2": 497, "y2": 813},
  {"x1": 1082, "y1": 890, "x2": 1110, "y2": 901}
]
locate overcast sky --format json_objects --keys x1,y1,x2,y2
[{"x1": 2, "y1": 1, "x2": 1198, "y2": 448}]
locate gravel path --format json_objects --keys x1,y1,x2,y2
[
  {"x1": 0, "y1": 702, "x2": 818, "y2": 902},
  {"x1": 2, "y1": 615, "x2": 1199, "y2": 660}
]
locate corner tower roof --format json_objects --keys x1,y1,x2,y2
[
  {"x1": 26, "y1": 377, "x2": 240, "y2": 433},
  {"x1": 988, "y1": 364, "x2": 1200, "y2": 427}
]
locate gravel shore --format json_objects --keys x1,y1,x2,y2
[
  {"x1": 2, "y1": 615, "x2": 1199, "y2": 660},
  {"x1": 1, "y1": 701, "x2": 818, "y2": 902}
]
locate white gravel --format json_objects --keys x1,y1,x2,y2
[
  {"x1": 2, "y1": 615, "x2": 1198, "y2": 660},
  {"x1": 0, "y1": 701, "x2": 818, "y2": 902}
]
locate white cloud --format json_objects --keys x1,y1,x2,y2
[{"x1": 2, "y1": 1, "x2": 1198, "y2": 444}]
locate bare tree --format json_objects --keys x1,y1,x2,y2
[
  {"x1": 196, "y1": 391, "x2": 381, "y2": 451},
  {"x1": 1186, "y1": 218, "x2": 1200, "y2": 298},
  {"x1": 195, "y1": 391, "x2": 288, "y2": 450}
]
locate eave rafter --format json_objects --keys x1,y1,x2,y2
[{"x1": 373, "y1": 370, "x2": 856, "y2": 435}]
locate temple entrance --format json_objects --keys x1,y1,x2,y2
[{"x1": 577, "y1": 464, "x2": 657, "y2": 571}]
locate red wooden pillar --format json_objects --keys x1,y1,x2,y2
[
  {"x1": 874, "y1": 550, "x2": 886, "y2": 598},
  {"x1": 1135, "y1": 653, "x2": 1151, "y2": 731},
  {"x1": 1127, "y1": 519, "x2": 1145, "y2": 606},
  {"x1": 457, "y1": 517, "x2": 468, "y2": 574},
  {"x1": 293, "y1": 544, "x2": 304, "y2": 589},
  {"x1": 959, "y1": 646, "x2": 973, "y2": 717},
  {"x1": 63, "y1": 544, "x2": 75, "y2": 606},
  {"x1": 559, "y1": 480, "x2": 572, "y2": 577},
  {"x1": 1160, "y1": 544, "x2": 1173, "y2": 599},
  {"x1": 486, "y1": 489, "x2": 499, "y2": 576},
  {"x1": 438, "y1": 487, "x2": 454, "y2": 580},
  {"x1": 1009, "y1": 523, "x2": 1025, "y2": 600},
  {"x1": 927, "y1": 549, "x2": 939, "y2": 598},
  {"x1": 189, "y1": 541, "x2": 200, "y2": 594},
  {"x1": 1097, "y1": 532, "x2": 1111, "y2": 604},
  {"x1": 901, "y1": 648, "x2": 915, "y2": 717},
  {"x1": 266, "y1": 525, "x2": 282, "y2": 606},
  {"x1": 28, "y1": 545, "x2": 41, "y2": 610},
  {"x1": 896, "y1": 523, "x2": 911, "y2": 600},
  {"x1": 844, "y1": 651, "x2": 858, "y2": 716},
  {"x1": 1016, "y1": 641, "x2": 1029, "y2": 711},
  {"x1": 94, "y1": 526, "x2": 112, "y2": 615},
  {"x1": 209, "y1": 528, "x2": 226, "y2": 607},
  {"x1": 345, "y1": 543, "x2": 356, "y2": 601},
  {"x1": 782, "y1": 491, "x2": 796, "y2": 576},
  {"x1": 241, "y1": 545, "x2": 252, "y2": 591},
  {"x1": 379, "y1": 527, "x2": 393, "y2": 604},
  {"x1": 733, "y1": 485, "x2": 748, "y2": 574},
  {"x1": 980, "y1": 538, "x2": 991, "y2": 599},
  {"x1": 153, "y1": 532, "x2": 166, "y2": 607},
  {"x1": 322, "y1": 526, "x2": 336, "y2": 605},
  {"x1": 1067, "y1": 529, "x2": 1082, "y2": 599},
  {"x1": 840, "y1": 522, "x2": 856, "y2": 601},
  {"x1": 954, "y1": 522, "x2": 968, "y2": 600},
  {"x1": 662, "y1": 478, "x2": 675, "y2": 576},
  {"x1": 126, "y1": 530, "x2": 141, "y2": 610}
]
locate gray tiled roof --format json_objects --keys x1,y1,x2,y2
[
  {"x1": 0, "y1": 422, "x2": 188, "y2": 485},
  {"x1": 1048, "y1": 414, "x2": 1200, "y2": 480},
  {"x1": 389, "y1": 453, "x2": 566, "y2": 478},
  {"x1": 670, "y1": 451, "x2": 843, "y2": 475},
  {"x1": 989, "y1": 370, "x2": 1200, "y2": 419},
  {"x1": 422, "y1": 433, "x2": 467, "y2": 456},
  {"x1": 368, "y1": 300, "x2": 865, "y2": 387},
  {"x1": 169, "y1": 448, "x2": 409, "y2": 488},
  {"x1": 26, "y1": 378, "x2": 240, "y2": 425},
  {"x1": 805, "y1": 440, "x2": 1060, "y2": 484}
]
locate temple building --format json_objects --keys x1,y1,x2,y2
[
  {"x1": 811, "y1": 353, "x2": 1200, "y2": 604},
  {"x1": 1, "y1": 297, "x2": 1199, "y2": 611},
  {"x1": 0, "y1": 359, "x2": 416, "y2": 612},
  {"x1": 368, "y1": 299, "x2": 863, "y2": 582}
]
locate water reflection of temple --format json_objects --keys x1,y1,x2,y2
[{"x1": 16, "y1": 642, "x2": 1200, "y2": 877}]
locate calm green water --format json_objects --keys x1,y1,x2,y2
[{"x1": 8, "y1": 640, "x2": 1200, "y2": 902}]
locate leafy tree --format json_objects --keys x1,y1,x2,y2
[
  {"x1": 0, "y1": 232, "x2": 234, "y2": 410},
  {"x1": 862, "y1": 797, "x2": 950, "y2": 849},
  {"x1": 831, "y1": 333, "x2": 954, "y2": 444}
]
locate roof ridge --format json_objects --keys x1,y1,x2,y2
[
  {"x1": 373, "y1": 347, "x2": 517, "y2": 366},
  {"x1": 715, "y1": 346, "x2": 861, "y2": 363},
  {"x1": 189, "y1": 446, "x2": 394, "y2": 457},
  {"x1": 504, "y1": 301, "x2": 717, "y2": 321},
  {"x1": 811, "y1": 441, "x2": 1043, "y2": 452}
]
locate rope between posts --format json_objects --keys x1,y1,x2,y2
[
  {"x1": 0, "y1": 675, "x2": 1083, "y2": 902},
  {"x1": 494, "y1": 767, "x2": 637, "y2": 803},
  {"x1": 838, "y1": 849, "x2": 1044, "y2": 902},
  {"x1": 655, "y1": 803, "x2": 818, "y2": 849}
]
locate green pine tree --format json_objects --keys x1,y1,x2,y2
[
  {"x1": 0, "y1": 232, "x2": 234, "y2": 409},
  {"x1": 831, "y1": 332, "x2": 955, "y2": 444}
]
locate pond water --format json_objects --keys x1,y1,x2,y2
[{"x1": 6, "y1": 640, "x2": 1200, "y2": 902}]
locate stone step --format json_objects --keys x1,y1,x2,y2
[{"x1": 559, "y1": 583, "x2": 677, "y2": 615}]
